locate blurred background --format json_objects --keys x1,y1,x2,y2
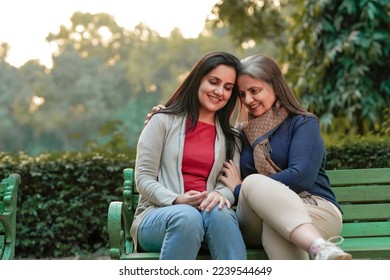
[
  {"x1": 0, "y1": 0, "x2": 389, "y2": 259},
  {"x1": 1, "y1": 0, "x2": 388, "y2": 156}
]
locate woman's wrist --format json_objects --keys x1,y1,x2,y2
[{"x1": 233, "y1": 184, "x2": 241, "y2": 200}]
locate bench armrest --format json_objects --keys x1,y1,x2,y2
[
  {"x1": 0, "y1": 173, "x2": 20, "y2": 260},
  {"x1": 107, "y1": 201, "x2": 134, "y2": 259}
]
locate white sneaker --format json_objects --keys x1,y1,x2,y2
[{"x1": 314, "y1": 236, "x2": 352, "y2": 260}]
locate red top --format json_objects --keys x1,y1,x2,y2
[{"x1": 182, "y1": 118, "x2": 216, "y2": 193}]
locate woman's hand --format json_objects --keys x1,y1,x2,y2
[
  {"x1": 144, "y1": 104, "x2": 166, "y2": 125},
  {"x1": 198, "y1": 191, "x2": 231, "y2": 212},
  {"x1": 218, "y1": 159, "x2": 242, "y2": 192},
  {"x1": 173, "y1": 190, "x2": 208, "y2": 207}
]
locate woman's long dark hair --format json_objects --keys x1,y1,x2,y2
[{"x1": 156, "y1": 51, "x2": 241, "y2": 160}]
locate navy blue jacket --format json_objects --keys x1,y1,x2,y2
[{"x1": 239, "y1": 114, "x2": 342, "y2": 213}]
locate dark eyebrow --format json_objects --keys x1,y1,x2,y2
[{"x1": 208, "y1": 75, "x2": 221, "y2": 81}]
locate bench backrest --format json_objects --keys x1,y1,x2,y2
[
  {"x1": 123, "y1": 168, "x2": 390, "y2": 239},
  {"x1": 327, "y1": 168, "x2": 390, "y2": 239}
]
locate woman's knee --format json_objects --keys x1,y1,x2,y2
[
  {"x1": 204, "y1": 206, "x2": 237, "y2": 222},
  {"x1": 168, "y1": 205, "x2": 204, "y2": 234},
  {"x1": 241, "y1": 174, "x2": 271, "y2": 197},
  {"x1": 202, "y1": 207, "x2": 241, "y2": 233},
  {"x1": 167, "y1": 205, "x2": 205, "y2": 239}
]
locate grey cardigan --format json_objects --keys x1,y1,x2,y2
[{"x1": 130, "y1": 113, "x2": 241, "y2": 251}]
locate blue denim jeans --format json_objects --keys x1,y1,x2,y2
[{"x1": 137, "y1": 204, "x2": 246, "y2": 260}]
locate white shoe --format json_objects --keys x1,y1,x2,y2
[{"x1": 314, "y1": 236, "x2": 352, "y2": 260}]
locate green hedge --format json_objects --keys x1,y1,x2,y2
[
  {"x1": 0, "y1": 134, "x2": 389, "y2": 259},
  {"x1": 324, "y1": 134, "x2": 390, "y2": 169},
  {"x1": 0, "y1": 151, "x2": 135, "y2": 259}
]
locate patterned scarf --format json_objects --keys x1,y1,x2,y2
[{"x1": 242, "y1": 102, "x2": 289, "y2": 176}]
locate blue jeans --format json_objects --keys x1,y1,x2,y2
[{"x1": 137, "y1": 204, "x2": 246, "y2": 260}]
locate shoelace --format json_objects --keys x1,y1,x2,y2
[
  {"x1": 316, "y1": 236, "x2": 345, "y2": 259},
  {"x1": 326, "y1": 236, "x2": 345, "y2": 245}
]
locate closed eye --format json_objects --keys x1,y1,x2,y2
[
  {"x1": 250, "y1": 87, "x2": 262, "y2": 95},
  {"x1": 209, "y1": 79, "x2": 218, "y2": 85},
  {"x1": 238, "y1": 87, "x2": 262, "y2": 98},
  {"x1": 224, "y1": 85, "x2": 234, "y2": 91}
]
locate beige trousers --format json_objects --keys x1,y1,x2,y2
[{"x1": 236, "y1": 174, "x2": 343, "y2": 260}]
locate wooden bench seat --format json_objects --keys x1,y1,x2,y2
[
  {"x1": 107, "y1": 168, "x2": 390, "y2": 260},
  {"x1": 0, "y1": 173, "x2": 20, "y2": 260}
]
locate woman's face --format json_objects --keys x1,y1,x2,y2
[
  {"x1": 237, "y1": 74, "x2": 276, "y2": 117},
  {"x1": 198, "y1": 65, "x2": 236, "y2": 118}
]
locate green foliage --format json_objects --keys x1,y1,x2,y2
[
  {"x1": 324, "y1": 133, "x2": 390, "y2": 169},
  {"x1": 210, "y1": 0, "x2": 288, "y2": 47},
  {"x1": 210, "y1": 0, "x2": 290, "y2": 59},
  {"x1": 46, "y1": 12, "x2": 127, "y2": 64},
  {"x1": 285, "y1": 0, "x2": 390, "y2": 134},
  {"x1": 0, "y1": 151, "x2": 134, "y2": 259},
  {"x1": 0, "y1": 62, "x2": 23, "y2": 152}
]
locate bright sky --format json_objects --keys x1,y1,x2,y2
[{"x1": 0, "y1": 0, "x2": 219, "y2": 68}]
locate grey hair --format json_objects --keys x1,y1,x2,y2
[{"x1": 238, "y1": 54, "x2": 313, "y2": 120}]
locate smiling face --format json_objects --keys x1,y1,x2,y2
[
  {"x1": 237, "y1": 74, "x2": 276, "y2": 117},
  {"x1": 197, "y1": 64, "x2": 236, "y2": 123}
]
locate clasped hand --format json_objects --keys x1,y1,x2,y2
[{"x1": 173, "y1": 190, "x2": 231, "y2": 212}]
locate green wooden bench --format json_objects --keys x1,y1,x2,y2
[
  {"x1": 107, "y1": 167, "x2": 390, "y2": 260},
  {"x1": 0, "y1": 173, "x2": 20, "y2": 260}
]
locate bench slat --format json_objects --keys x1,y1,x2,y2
[
  {"x1": 341, "y1": 221, "x2": 390, "y2": 237},
  {"x1": 341, "y1": 204, "x2": 390, "y2": 221},
  {"x1": 118, "y1": 249, "x2": 270, "y2": 260},
  {"x1": 341, "y1": 237, "x2": 390, "y2": 259},
  {"x1": 327, "y1": 168, "x2": 390, "y2": 186},
  {"x1": 333, "y1": 185, "x2": 390, "y2": 203}
]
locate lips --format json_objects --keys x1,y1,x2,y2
[
  {"x1": 208, "y1": 95, "x2": 222, "y2": 103},
  {"x1": 248, "y1": 103, "x2": 264, "y2": 116},
  {"x1": 248, "y1": 103, "x2": 260, "y2": 111}
]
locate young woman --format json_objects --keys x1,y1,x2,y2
[
  {"x1": 219, "y1": 54, "x2": 352, "y2": 260},
  {"x1": 131, "y1": 51, "x2": 246, "y2": 260}
]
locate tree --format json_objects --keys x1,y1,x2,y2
[
  {"x1": 0, "y1": 42, "x2": 10, "y2": 62},
  {"x1": 1, "y1": 10, "x2": 271, "y2": 154},
  {"x1": 286, "y1": 0, "x2": 390, "y2": 134},
  {"x1": 0, "y1": 61, "x2": 24, "y2": 151},
  {"x1": 47, "y1": 46, "x2": 133, "y2": 151},
  {"x1": 46, "y1": 12, "x2": 129, "y2": 65},
  {"x1": 211, "y1": 0, "x2": 390, "y2": 134},
  {"x1": 209, "y1": 0, "x2": 291, "y2": 58}
]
